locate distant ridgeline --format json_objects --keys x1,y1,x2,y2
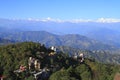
[
  {"x1": 0, "y1": 31, "x2": 119, "y2": 51},
  {"x1": 0, "y1": 38, "x2": 16, "y2": 45},
  {"x1": 0, "y1": 42, "x2": 120, "y2": 80},
  {"x1": 57, "y1": 46, "x2": 120, "y2": 64}
]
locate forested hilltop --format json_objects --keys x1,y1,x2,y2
[{"x1": 0, "y1": 42, "x2": 120, "y2": 80}]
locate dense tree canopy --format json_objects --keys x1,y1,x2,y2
[{"x1": 0, "y1": 42, "x2": 120, "y2": 80}]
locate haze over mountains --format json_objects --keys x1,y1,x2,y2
[
  {"x1": 0, "y1": 31, "x2": 117, "y2": 51},
  {"x1": 0, "y1": 18, "x2": 120, "y2": 50}
]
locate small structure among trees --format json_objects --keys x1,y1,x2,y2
[
  {"x1": 73, "y1": 53, "x2": 84, "y2": 63},
  {"x1": 50, "y1": 46, "x2": 56, "y2": 52},
  {"x1": 49, "y1": 46, "x2": 57, "y2": 56},
  {"x1": 78, "y1": 53, "x2": 84, "y2": 63}
]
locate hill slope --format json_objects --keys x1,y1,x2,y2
[{"x1": 0, "y1": 31, "x2": 117, "y2": 50}]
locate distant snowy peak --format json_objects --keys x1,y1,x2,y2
[
  {"x1": 26, "y1": 17, "x2": 120, "y2": 23},
  {"x1": 1, "y1": 17, "x2": 120, "y2": 23},
  {"x1": 96, "y1": 18, "x2": 120, "y2": 23}
]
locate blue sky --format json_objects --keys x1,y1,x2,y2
[{"x1": 0, "y1": 0, "x2": 120, "y2": 20}]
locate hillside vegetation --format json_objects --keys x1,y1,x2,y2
[{"x1": 0, "y1": 42, "x2": 120, "y2": 80}]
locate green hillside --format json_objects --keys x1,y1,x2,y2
[{"x1": 0, "y1": 42, "x2": 120, "y2": 80}]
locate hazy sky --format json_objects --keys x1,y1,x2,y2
[{"x1": 0, "y1": 0, "x2": 120, "y2": 20}]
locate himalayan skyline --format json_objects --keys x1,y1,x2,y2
[{"x1": 2, "y1": 17, "x2": 120, "y2": 23}]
